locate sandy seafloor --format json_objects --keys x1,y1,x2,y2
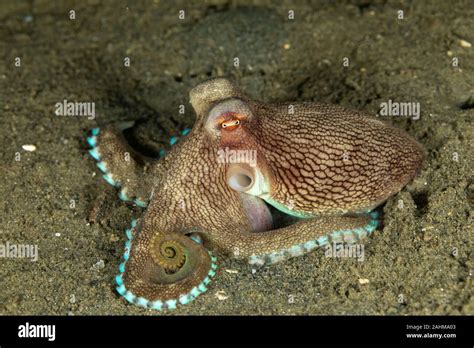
[{"x1": 0, "y1": 0, "x2": 472, "y2": 315}]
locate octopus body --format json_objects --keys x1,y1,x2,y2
[{"x1": 86, "y1": 78, "x2": 424, "y2": 310}]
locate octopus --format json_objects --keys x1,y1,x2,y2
[{"x1": 86, "y1": 78, "x2": 424, "y2": 310}]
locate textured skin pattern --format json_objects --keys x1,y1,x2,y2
[
  {"x1": 86, "y1": 78, "x2": 424, "y2": 310},
  {"x1": 245, "y1": 101, "x2": 425, "y2": 215}
]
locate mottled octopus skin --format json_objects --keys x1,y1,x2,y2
[{"x1": 86, "y1": 78, "x2": 424, "y2": 310}]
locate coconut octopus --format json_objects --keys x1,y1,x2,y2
[{"x1": 86, "y1": 78, "x2": 424, "y2": 310}]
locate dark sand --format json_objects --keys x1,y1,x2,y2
[{"x1": 0, "y1": 0, "x2": 472, "y2": 315}]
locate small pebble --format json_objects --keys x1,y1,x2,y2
[
  {"x1": 22, "y1": 144, "x2": 36, "y2": 152},
  {"x1": 93, "y1": 259, "x2": 105, "y2": 270},
  {"x1": 459, "y1": 39, "x2": 472, "y2": 48},
  {"x1": 358, "y1": 278, "x2": 370, "y2": 285},
  {"x1": 215, "y1": 290, "x2": 228, "y2": 301},
  {"x1": 110, "y1": 234, "x2": 120, "y2": 242},
  {"x1": 55, "y1": 233, "x2": 61, "y2": 237}
]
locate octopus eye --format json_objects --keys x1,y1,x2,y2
[{"x1": 221, "y1": 119, "x2": 240, "y2": 131}]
